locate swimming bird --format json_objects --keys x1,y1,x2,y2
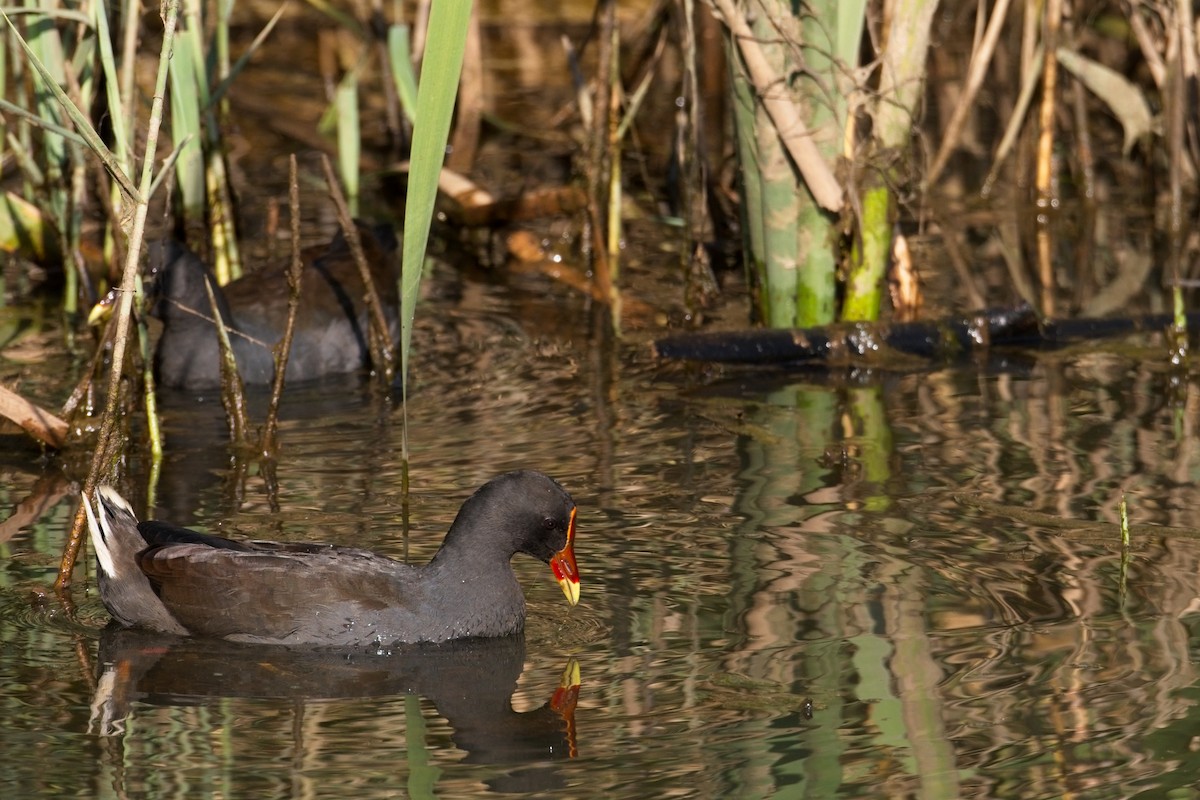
[
  {"x1": 148, "y1": 222, "x2": 399, "y2": 390},
  {"x1": 83, "y1": 471, "x2": 580, "y2": 646}
]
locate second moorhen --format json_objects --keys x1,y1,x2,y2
[
  {"x1": 148, "y1": 222, "x2": 399, "y2": 390},
  {"x1": 83, "y1": 470, "x2": 581, "y2": 646}
]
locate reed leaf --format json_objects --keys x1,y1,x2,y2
[
  {"x1": 400, "y1": 1, "x2": 472, "y2": 400},
  {"x1": 207, "y1": 4, "x2": 286, "y2": 110},
  {"x1": 1, "y1": 10, "x2": 140, "y2": 203},
  {"x1": 0, "y1": 98, "x2": 86, "y2": 144},
  {"x1": 0, "y1": 7, "x2": 91, "y2": 25},
  {"x1": 335, "y1": 71, "x2": 360, "y2": 216},
  {"x1": 25, "y1": 5, "x2": 68, "y2": 233},
  {"x1": 0, "y1": 189, "x2": 55, "y2": 262},
  {"x1": 387, "y1": 24, "x2": 418, "y2": 125},
  {"x1": 168, "y1": 13, "x2": 205, "y2": 223},
  {"x1": 91, "y1": 0, "x2": 129, "y2": 171}
]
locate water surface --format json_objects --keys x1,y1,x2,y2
[{"x1": 4, "y1": 265, "x2": 1200, "y2": 798}]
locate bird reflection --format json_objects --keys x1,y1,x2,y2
[{"x1": 90, "y1": 626, "x2": 580, "y2": 768}]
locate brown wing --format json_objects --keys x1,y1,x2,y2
[{"x1": 137, "y1": 544, "x2": 419, "y2": 642}]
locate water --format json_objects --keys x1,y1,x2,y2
[
  {"x1": 4, "y1": 4, "x2": 1200, "y2": 795},
  {"x1": 4, "y1": 258, "x2": 1200, "y2": 798}
]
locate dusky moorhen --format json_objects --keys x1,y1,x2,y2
[
  {"x1": 148, "y1": 222, "x2": 399, "y2": 390},
  {"x1": 83, "y1": 470, "x2": 580, "y2": 646}
]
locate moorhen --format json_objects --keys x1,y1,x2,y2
[
  {"x1": 83, "y1": 470, "x2": 581, "y2": 646},
  {"x1": 148, "y1": 222, "x2": 399, "y2": 390}
]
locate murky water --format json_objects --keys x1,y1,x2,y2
[
  {"x1": 4, "y1": 259, "x2": 1200, "y2": 797},
  {"x1": 5, "y1": 4, "x2": 1200, "y2": 798}
]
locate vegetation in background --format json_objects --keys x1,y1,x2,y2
[
  {"x1": 3, "y1": 8, "x2": 1200, "y2": 796},
  {"x1": 716, "y1": 0, "x2": 853, "y2": 327},
  {"x1": 693, "y1": 1, "x2": 1197, "y2": 328},
  {"x1": 5, "y1": 2, "x2": 1199, "y2": 353},
  {"x1": 2, "y1": 0, "x2": 183, "y2": 587},
  {"x1": 1, "y1": 0, "x2": 463, "y2": 585}
]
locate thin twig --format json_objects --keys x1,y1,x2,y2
[
  {"x1": 203, "y1": 277, "x2": 250, "y2": 444},
  {"x1": 58, "y1": 0, "x2": 181, "y2": 591},
  {"x1": 925, "y1": 0, "x2": 1015, "y2": 185},
  {"x1": 136, "y1": 299, "x2": 164, "y2": 465},
  {"x1": 603, "y1": 3, "x2": 621, "y2": 324},
  {"x1": 262, "y1": 155, "x2": 304, "y2": 457},
  {"x1": 320, "y1": 154, "x2": 395, "y2": 383},
  {"x1": 1127, "y1": 4, "x2": 1166, "y2": 89},
  {"x1": 1034, "y1": 0, "x2": 1062, "y2": 317},
  {"x1": 981, "y1": 45, "x2": 1044, "y2": 197},
  {"x1": 446, "y1": 8, "x2": 482, "y2": 172},
  {"x1": 582, "y1": 1, "x2": 614, "y2": 318}
]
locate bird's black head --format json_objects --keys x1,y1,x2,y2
[
  {"x1": 451, "y1": 471, "x2": 574, "y2": 557},
  {"x1": 441, "y1": 470, "x2": 580, "y2": 605}
]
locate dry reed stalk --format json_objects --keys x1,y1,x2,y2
[
  {"x1": 1034, "y1": 0, "x2": 1062, "y2": 317},
  {"x1": 446, "y1": 9, "x2": 482, "y2": 173},
  {"x1": 58, "y1": 0, "x2": 181, "y2": 591},
  {"x1": 262, "y1": 155, "x2": 306, "y2": 457},
  {"x1": 321, "y1": 155, "x2": 395, "y2": 384},
  {"x1": 925, "y1": 0, "x2": 1014, "y2": 185}
]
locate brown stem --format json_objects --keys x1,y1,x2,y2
[
  {"x1": 446, "y1": 8, "x2": 482, "y2": 173},
  {"x1": 320, "y1": 155, "x2": 395, "y2": 384},
  {"x1": 584, "y1": 1, "x2": 615, "y2": 312},
  {"x1": 58, "y1": 0, "x2": 182, "y2": 592},
  {"x1": 1035, "y1": 0, "x2": 1061, "y2": 317},
  {"x1": 262, "y1": 154, "x2": 305, "y2": 457},
  {"x1": 204, "y1": 276, "x2": 250, "y2": 444},
  {"x1": 926, "y1": 0, "x2": 1015, "y2": 186}
]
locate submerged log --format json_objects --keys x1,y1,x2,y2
[{"x1": 652, "y1": 307, "x2": 1200, "y2": 365}]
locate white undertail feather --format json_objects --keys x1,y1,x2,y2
[
  {"x1": 97, "y1": 485, "x2": 135, "y2": 515},
  {"x1": 83, "y1": 486, "x2": 135, "y2": 580}
]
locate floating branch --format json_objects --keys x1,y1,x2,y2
[{"x1": 653, "y1": 308, "x2": 1200, "y2": 365}]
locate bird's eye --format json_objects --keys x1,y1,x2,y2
[{"x1": 543, "y1": 517, "x2": 557, "y2": 530}]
